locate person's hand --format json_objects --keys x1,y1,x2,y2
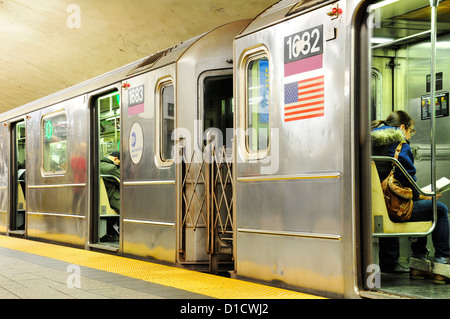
[{"x1": 419, "y1": 193, "x2": 442, "y2": 200}]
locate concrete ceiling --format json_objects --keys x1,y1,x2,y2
[{"x1": 0, "y1": 0, "x2": 278, "y2": 114}]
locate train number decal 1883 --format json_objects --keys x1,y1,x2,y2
[
  {"x1": 284, "y1": 25, "x2": 323, "y2": 64},
  {"x1": 128, "y1": 85, "x2": 145, "y2": 107}
]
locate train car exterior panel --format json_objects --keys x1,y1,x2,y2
[
  {"x1": 122, "y1": 183, "x2": 176, "y2": 262},
  {"x1": 237, "y1": 177, "x2": 343, "y2": 234},
  {"x1": 236, "y1": 177, "x2": 345, "y2": 296},
  {"x1": 122, "y1": 219, "x2": 176, "y2": 263},
  {"x1": 27, "y1": 213, "x2": 85, "y2": 247},
  {"x1": 26, "y1": 96, "x2": 88, "y2": 187},
  {"x1": 235, "y1": 2, "x2": 346, "y2": 177},
  {"x1": 237, "y1": 232, "x2": 343, "y2": 295},
  {"x1": 122, "y1": 183, "x2": 176, "y2": 228},
  {"x1": 175, "y1": 21, "x2": 250, "y2": 266},
  {"x1": 234, "y1": 0, "x2": 352, "y2": 297},
  {"x1": 27, "y1": 186, "x2": 86, "y2": 216},
  {"x1": 0, "y1": 213, "x2": 6, "y2": 234},
  {"x1": 122, "y1": 68, "x2": 176, "y2": 182},
  {"x1": 239, "y1": 0, "x2": 299, "y2": 35},
  {"x1": 175, "y1": 20, "x2": 247, "y2": 161},
  {"x1": 26, "y1": 95, "x2": 89, "y2": 246},
  {"x1": 121, "y1": 66, "x2": 177, "y2": 262}
]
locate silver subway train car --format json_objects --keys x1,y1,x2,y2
[{"x1": 0, "y1": 0, "x2": 449, "y2": 298}]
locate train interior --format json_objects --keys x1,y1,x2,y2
[
  {"x1": 369, "y1": 0, "x2": 450, "y2": 298},
  {"x1": 93, "y1": 91, "x2": 121, "y2": 247},
  {"x1": 202, "y1": 71, "x2": 234, "y2": 150}
]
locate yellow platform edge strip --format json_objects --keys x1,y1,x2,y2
[{"x1": 0, "y1": 235, "x2": 323, "y2": 299}]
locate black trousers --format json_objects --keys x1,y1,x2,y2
[{"x1": 379, "y1": 237, "x2": 399, "y2": 269}]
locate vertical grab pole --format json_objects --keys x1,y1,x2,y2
[{"x1": 429, "y1": 0, "x2": 439, "y2": 227}]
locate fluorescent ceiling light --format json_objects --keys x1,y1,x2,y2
[
  {"x1": 371, "y1": 37, "x2": 395, "y2": 43},
  {"x1": 369, "y1": 0, "x2": 399, "y2": 10}
]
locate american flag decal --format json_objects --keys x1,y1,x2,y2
[{"x1": 284, "y1": 75, "x2": 325, "y2": 122}]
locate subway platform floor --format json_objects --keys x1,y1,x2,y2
[{"x1": 0, "y1": 235, "x2": 321, "y2": 300}]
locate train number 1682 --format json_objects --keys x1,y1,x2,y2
[{"x1": 284, "y1": 25, "x2": 323, "y2": 64}]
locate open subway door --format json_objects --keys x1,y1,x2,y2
[
  {"x1": 362, "y1": 0, "x2": 450, "y2": 298},
  {"x1": 90, "y1": 89, "x2": 121, "y2": 250},
  {"x1": 9, "y1": 120, "x2": 26, "y2": 234}
]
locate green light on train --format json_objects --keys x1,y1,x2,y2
[{"x1": 45, "y1": 121, "x2": 53, "y2": 139}]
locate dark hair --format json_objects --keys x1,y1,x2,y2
[
  {"x1": 110, "y1": 151, "x2": 120, "y2": 160},
  {"x1": 371, "y1": 110, "x2": 414, "y2": 130}
]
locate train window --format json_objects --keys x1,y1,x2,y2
[
  {"x1": 246, "y1": 55, "x2": 270, "y2": 154},
  {"x1": 16, "y1": 122, "x2": 26, "y2": 166},
  {"x1": 41, "y1": 111, "x2": 67, "y2": 175},
  {"x1": 98, "y1": 91, "x2": 120, "y2": 158},
  {"x1": 156, "y1": 78, "x2": 175, "y2": 164}
]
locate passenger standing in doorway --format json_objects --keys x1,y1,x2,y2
[
  {"x1": 100, "y1": 151, "x2": 121, "y2": 214},
  {"x1": 371, "y1": 110, "x2": 450, "y2": 283}
]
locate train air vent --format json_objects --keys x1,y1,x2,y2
[
  {"x1": 286, "y1": 0, "x2": 329, "y2": 16},
  {"x1": 127, "y1": 48, "x2": 171, "y2": 75}
]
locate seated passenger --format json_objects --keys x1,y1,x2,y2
[
  {"x1": 371, "y1": 110, "x2": 450, "y2": 283},
  {"x1": 100, "y1": 151, "x2": 120, "y2": 214}
]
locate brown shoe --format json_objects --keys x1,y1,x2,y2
[
  {"x1": 410, "y1": 268, "x2": 434, "y2": 280},
  {"x1": 433, "y1": 261, "x2": 450, "y2": 284},
  {"x1": 434, "y1": 274, "x2": 450, "y2": 284},
  {"x1": 409, "y1": 257, "x2": 433, "y2": 280}
]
